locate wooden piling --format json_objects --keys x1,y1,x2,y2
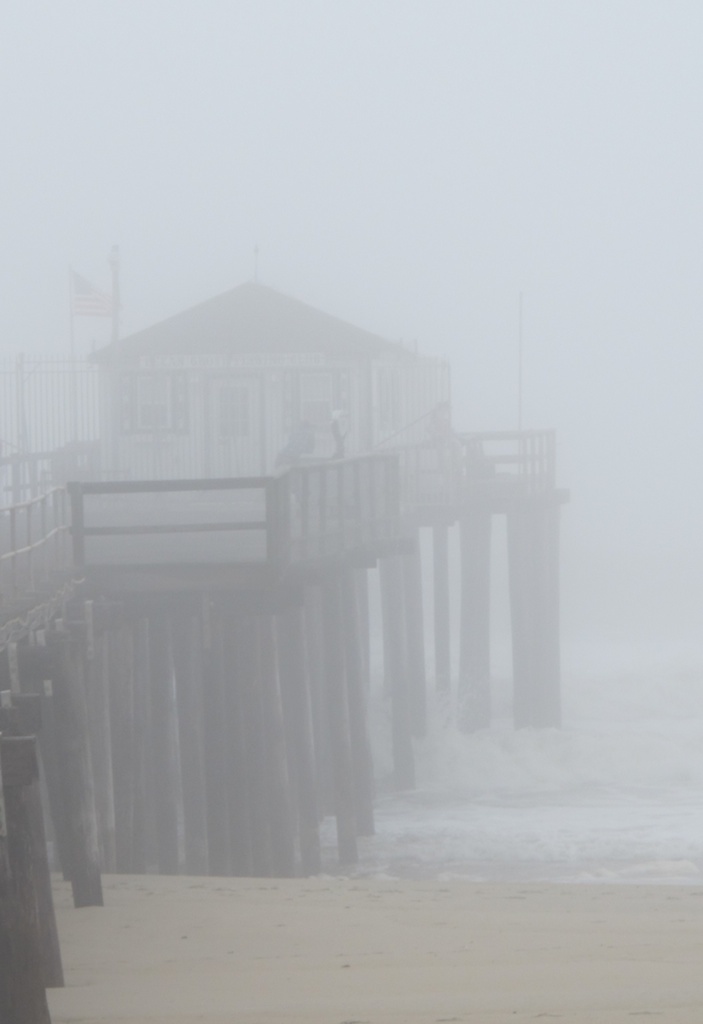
[
  {"x1": 340, "y1": 569, "x2": 375, "y2": 837},
  {"x1": 222, "y1": 612, "x2": 253, "y2": 876},
  {"x1": 304, "y1": 585, "x2": 334, "y2": 818},
  {"x1": 51, "y1": 635, "x2": 103, "y2": 907},
  {"x1": 85, "y1": 623, "x2": 116, "y2": 872},
  {"x1": 147, "y1": 612, "x2": 180, "y2": 874},
  {"x1": 258, "y1": 613, "x2": 296, "y2": 877},
  {"x1": 108, "y1": 619, "x2": 136, "y2": 872},
  {"x1": 199, "y1": 602, "x2": 232, "y2": 875},
  {"x1": 321, "y1": 575, "x2": 358, "y2": 864},
  {"x1": 17, "y1": 643, "x2": 73, "y2": 879},
  {"x1": 458, "y1": 511, "x2": 492, "y2": 731},
  {"x1": 171, "y1": 606, "x2": 209, "y2": 875},
  {"x1": 131, "y1": 617, "x2": 152, "y2": 872},
  {"x1": 239, "y1": 614, "x2": 273, "y2": 876},
  {"x1": 0, "y1": 697, "x2": 64, "y2": 988},
  {"x1": 379, "y1": 554, "x2": 415, "y2": 790},
  {"x1": 277, "y1": 601, "x2": 322, "y2": 874},
  {"x1": 432, "y1": 521, "x2": 452, "y2": 696},
  {"x1": 403, "y1": 533, "x2": 427, "y2": 737},
  {"x1": 0, "y1": 735, "x2": 52, "y2": 1024}
]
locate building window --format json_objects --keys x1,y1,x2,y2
[
  {"x1": 120, "y1": 372, "x2": 189, "y2": 434},
  {"x1": 217, "y1": 385, "x2": 250, "y2": 438},
  {"x1": 300, "y1": 372, "x2": 332, "y2": 428},
  {"x1": 137, "y1": 374, "x2": 172, "y2": 430}
]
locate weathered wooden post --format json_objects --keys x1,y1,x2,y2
[
  {"x1": 402, "y1": 533, "x2": 427, "y2": 737},
  {"x1": 239, "y1": 613, "x2": 273, "y2": 876},
  {"x1": 132, "y1": 615, "x2": 152, "y2": 872},
  {"x1": 107, "y1": 617, "x2": 137, "y2": 872},
  {"x1": 507, "y1": 500, "x2": 561, "y2": 728},
  {"x1": 51, "y1": 634, "x2": 103, "y2": 907},
  {"x1": 171, "y1": 604, "x2": 209, "y2": 875},
  {"x1": 147, "y1": 611, "x2": 180, "y2": 874},
  {"x1": 0, "y1": 696, "x2": 64, "y2": 989},
  {"x1": 321, "y1": 574, "x2": 358, "y2": 864},
  {"x1": 458, "y1": 510, "x2": 492, "y2": 731},
  {"x1": 84, "y1": 602, "x2": 116, "y2": 872},
  {"x1": 432, "y1": 521, "x2": 452, "y2": 696},
  {"x1": 276, "y1": 600, "x2": 322, "y2": 874},
  {"x1": 17, "y1": 642, "x2": 73, "y2": 879},
  {"x1": 199, "y1": 600, "x2": 232, "y2": 875},
  {"x1": 304, "y1": 585, "x2": 334, "y2": 817},
  {"x1": 0, "y1": 733, "x2": 53, "y2": 1024},
  {"x1": 220, "y1": 610, "x2": 253, "y2": 877},
  {"x1": 340, "y1": 569, "x2": 375, "y2": 837},
  {"x1": 259, "y1": 612, "x2": 296, "y2": 877},
  {"x1": 379, "y1": 554, "x2": 415, "y2": 790}
]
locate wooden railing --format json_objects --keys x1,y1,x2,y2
[
  {"x1": 0, "y1": 488, "x2": 71, "y2": 604},
  {"x1": 459, "y1": 430, "x2": 556, "y2": 492},
  {"x1": 397, "y1": 429, "x2": 557, "y2": 511},
  {"x1": 65, "y1": 453, "x2": 402, "y2": 570}
]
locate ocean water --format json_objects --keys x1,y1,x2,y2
[{"x1": 324, "y1": 639, "x2": 703, "y2": 885}]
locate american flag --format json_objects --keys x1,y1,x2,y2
[{"x1": 71, "y1": 271, "x2": 113, "y2": 317}]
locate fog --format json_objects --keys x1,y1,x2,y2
[{"x1": 3, "y1": 3, "x2": 703, "y2": 656}]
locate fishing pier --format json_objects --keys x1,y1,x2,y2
[{"x1": 0, "y1": 283, "x2": 566, "y2": 1021}]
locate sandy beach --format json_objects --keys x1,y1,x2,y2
[{"x1": 46, "y1": 873, "x2": 703, "y2": 1024}]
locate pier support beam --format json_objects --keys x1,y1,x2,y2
[
  {"x1": 432, "y1": 521, "x2": 452, "y2": 698},
  {"x1": 147, "y1": 613, "x2": 180, "y2": 874},
  {"x1": 507, "y1": 501, "x2": 561, "y2": 729},
  {"x1": 403, "y1": 534, "x2": 427, "y2": 738},
  {"x1": 259, "y1": 613, "x2": 296, "y2": 877},
  {"x1": 51, "y1": 636, "x2": 103, "y2": 907},
  {"x1": 171, "y1": 606, "x2": 209, "y2": 875},
  {"x1": 341, "y1": 569, "x2": 375, "y2": 837},
  {"x1": 379, "y1": 554, "x2": 415, "y2": 790},
  {"x1": 458, "y1": 511, "x2": 492, "y2": 732},
  {"x1": 321, "y1": 575, "x2": 358, "y2": 864},
  {"x1": 277, "y1": 601, "x2": 322, "y2": 874}
]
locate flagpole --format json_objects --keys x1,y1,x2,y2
[{"x1": 109, "y1": 245, "x2": 120, "y2": 344}]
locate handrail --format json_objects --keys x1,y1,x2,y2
[
  {"x1": 65, "y1": 453, "x2": 402, "y2": 570},
  {"x1": 0, "y1": 487, "x2": 71, "y2": 602}
]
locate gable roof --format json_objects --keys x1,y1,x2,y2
[{"x1": 94, "y1": 281, "x2": 409, "y2": 361}]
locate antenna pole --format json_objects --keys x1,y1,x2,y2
[{"x1": 517, "y1": 291, "x2": 523, "y2": 432}]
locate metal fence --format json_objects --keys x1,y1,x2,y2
[{"x1": 0, "y1": 355, "x2": 99, "y2": 457}]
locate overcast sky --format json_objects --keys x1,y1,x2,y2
[{"x1": 3, "y1": 0, "x2": 703, "y2": 603}]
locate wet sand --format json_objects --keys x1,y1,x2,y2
[{"x1": 48, "y1": 873, "x2": 703, "y2": 1023}]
